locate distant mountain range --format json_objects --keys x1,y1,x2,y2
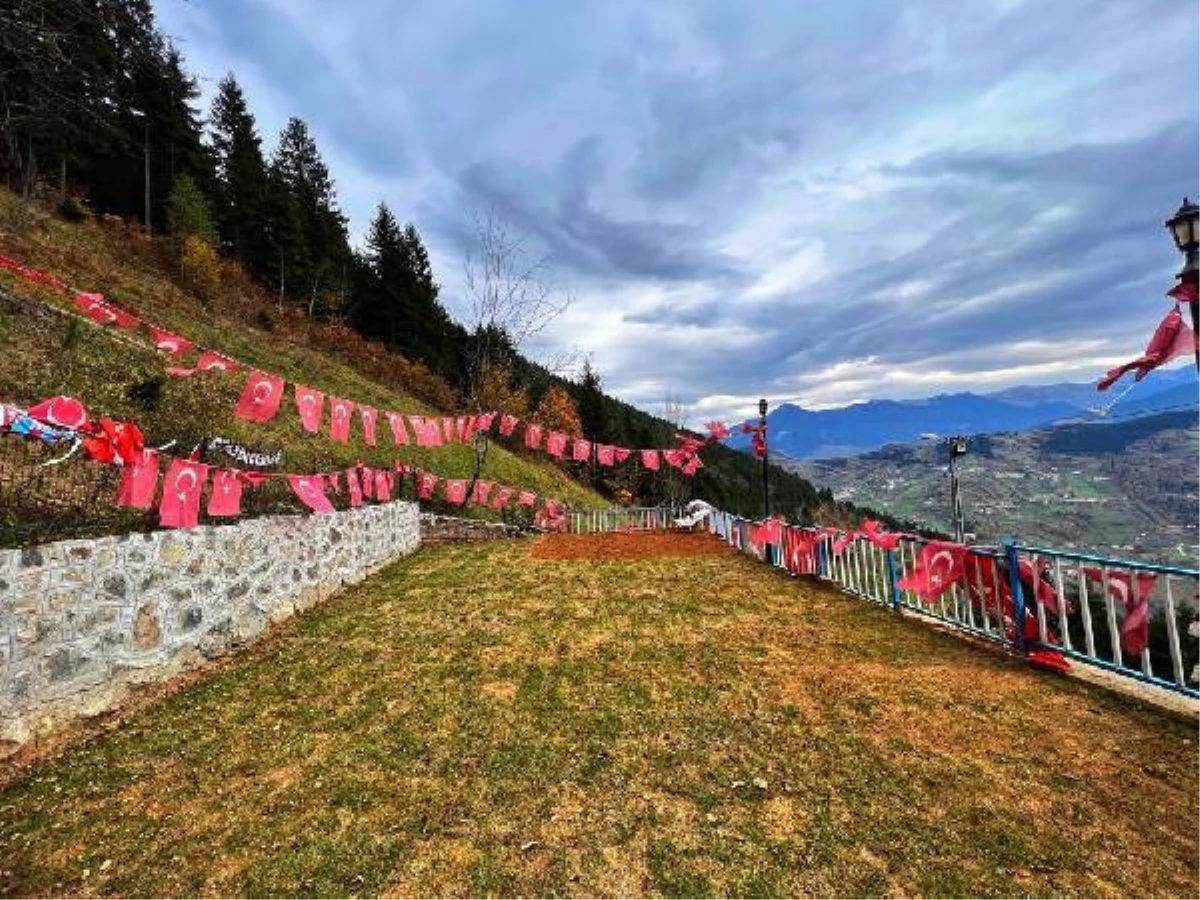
[
  {"x1": 782, "y1": 411, "x2": 1199, "y2": 562},
  {"x1": 728, "y1": 365, "x2": 1197, "y2": 460}
]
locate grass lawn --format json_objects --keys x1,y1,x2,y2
[{"x1": 1, "y1": 535, "x2": 1196, "y2": 897}]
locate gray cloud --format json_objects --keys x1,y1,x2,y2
[{"x1": 157, "y1": 0, "x2": 1199, "y2": 424}]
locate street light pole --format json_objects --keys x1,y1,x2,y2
[
  {"x1": 1165, "y1": 198, "x2": 1199, "y2": 371},
  {"x1": 758, "y1": 398, "x2": 769, "y2": 520},
  {"x1": 948, "y1": 436, "x2": 968, "y2": 543}
]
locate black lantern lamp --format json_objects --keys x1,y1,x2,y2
[
  {"x1": 1166, "y1": 198, "x2": 1199, "y2": 274},
  {"x1": 1166, "y1": 198, "x2": 1199, "y2": 370}
]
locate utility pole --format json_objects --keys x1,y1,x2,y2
[
  {"x1": 759, "y1": 398, "x2": 770, "y2": 519},
  {"x1": 143, "y1": 121, "x2": 151, "y2": 235},
  {"x1": 948, "y1": 436, "x2": 969, "y2": 543}
]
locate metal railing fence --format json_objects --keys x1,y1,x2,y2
[{"x1": 705, "y1": 510, "x2": 1199, "y2": 698}]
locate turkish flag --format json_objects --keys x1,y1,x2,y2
[
  {"x1": 613, "y1": 447, "x2": 631, "y2": 462},
  {"x1": 360, "y1": 464, "x2": 374, "y2": 499},
  {"x1": 207, "y1": 469, "x2": 244, "y2": 517},
  {"x1": 518, "y1": 490, "x2": 537, "y2": 507},
  {"x1": 704, "y1": 421, "x2": 732, "y2": 442},
  {"x1": 327, "y1": 471, "x2": 342, "y2": 494},
  {"x1": 662, "y1": 449, "x2": 684, "y2": 468},
  {"x1": 234, "y1": 370, "x2": 285, "y2": 423},
  {"x1": 572, "y1": 439, "x2": 592, "y2": 462},
  {"x1": 500, "y1": 414, "x2": 520, "y2": 437},
  {"x1": 288, "y1": 474, "x2": 335, "y2": 513},
  {"x1": 1082, "y1": 567, "x2": 1158, "y2": 656},
  {"x1": 417, "y1": 471, "x2": 438, "y2": 500},
  {"x1": 1168, "y1": 280, "x2": 1199, "y2": 304},
  {"x1": 295, "y1": 385, "x2": 324, "y2": 433},
  {"x1": 74, "y1": 292, "x2": 138, "y2": 328},
  {"x1": 524, "y1": 423, "x2": 543, "y2": 450},
  {"x1": 409, "y1": 416, "x2": 443, "y2": 447},
  {"x1": 159, "y1": 459, "x2": 209, "y2": 528},
  {"x1": 375, "y1": 470, "x2": 392, "y2": 502},
  {"x1": 751, "y1": 518, "x2": 782, "y2": 548},
  {"x1": 456, "y1": 416, "x2": 471, "y2": 442},
  {"x1": 475, "y1": 412, "x2": 496, "y2": 432},
  {"x1": 473, "y1": 479, "x2": 494, "y2": 505},
  {"x1": 546, "y1": 431, "x2": 567, "y2": 457},
  {"x1": 596, "y1": 445, "x2": 615, "y2": 466},
  {"x1": 491, "y1": 486, "x2": 515, "y2": 509},
  {"x1": 115, "y1": 449, "x2": 160, "y2": 509},
  {"x1": 441, "y1": 417, "x2": 456, "y2": 444},
  {"x1": 386, "y1": 411, "x2": 409, "y2": 445},
  {"x1": 444, "y1": 479, "x2": 468, "y2": 505},
  {"x1": 782, "y1": 528, "x2": 818, "y2": 575},
  {"x1": 329, "y1": 397, "x2": 355, "y2": 443},
  {"x1": 898, "y1": 542, "x2": 968, "y2": 602},
  {"x1": 346, "y1": 467, "x2": 364, "y2": 507},
  {"x1": 681, "y1": 455, "x2": 702, "y2": 476},
  {"x1": 147, "y1": 326, "x2": 193, "y2": 356},
  {"x1": 641, "y1": 449, "x2": 660, "y2": 471},
  {"x1": 1098, "y1": 307, "x2": 1196, "y2": 390},
  {"x1": 196, "y1": 350, "x2": 240, "y2": 373},
  {"x1": 861, "y1": 519, "x2": 907, "y2": 551},
  {"x1": 360, "y1": 406, "x2": 378, "y2": 446},
  {"x1": 26, "y1": 395, "x2": 90, "y2": 431}
]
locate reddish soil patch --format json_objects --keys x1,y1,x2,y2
[{"x1": 531, "y1": 530, "x2": 732, "y2": 560}]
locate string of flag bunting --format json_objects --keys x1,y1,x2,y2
[
  {"x1": 0, "y1": 251, "x2": 729, "y2": 475},
  {"x1": 1, "y1": 393, "x2": 568, "y2": 531}
]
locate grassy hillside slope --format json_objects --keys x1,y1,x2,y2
[{"x1": 0, "y1": 189, "x2": 606, "y2": 542}]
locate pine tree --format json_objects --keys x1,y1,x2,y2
[
  {"x1": 166, "y1": 173, "x2": 216, "y2": 245},
  {"x1": 270, "y1": 117, "x2": 350, "y2": 315},
  {"x1": 208, "y1": 74, "x2": 269, "y2": 272},
  {"x1": 577, "y1": 358, "x2": 608, "y2": 440}
]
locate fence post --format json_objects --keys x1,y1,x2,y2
[
  {"x1": 817, "y1": 537, "x2": 827, "y2": 579},
  {"x1": 885, "y1": 550, "x2": 902, "y2": 610},
  {"x1": 1002, "y1": 537, "x2": 1027, "y2": 651}
]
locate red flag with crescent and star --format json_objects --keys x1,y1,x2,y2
[
  {"x1": 294, "y1": 385, "x2": 324, "y2": 433},
  {"x1": 234, "y1": 370, "x2": 285, "y2": 423},
  {"x1": 288, "y1": 474, "x2": 335, "y2": 514},
  {"x1": 329, "y1": 397, "x2": 355, "y2": 444},
  {"x1": 898, "y1": 541, "x2": 968, "y2": 602},
  {"x1": 207, "y1": 469, "x2": 245, "y2": 517},
  {"x1": 147, "y1": 326, "x2": 192, "y2": 356},
  {"x1": 159, "y1": 459, "x2": 209, "y2": 528},
  {"x1": 386, "y1": 411, "x2": 409, "y2": 445},
  {"x1": 115, "y1": 449, "x2": 160, "y2": 510}
]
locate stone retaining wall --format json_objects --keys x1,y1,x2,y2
[
  {"x1": 420, "y1": 513, "x2": 526, "y2": 544},
  {"x1": 0, "y1": 501, "x2": 421, "y2": 751}
]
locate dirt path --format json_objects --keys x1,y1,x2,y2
[{"x1": 1, "y1": 536, "x2": 1196, "y2": 897}]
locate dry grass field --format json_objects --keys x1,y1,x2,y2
[{"x1": 1, "y1": 533, "x2": 1196, "y2": 897}]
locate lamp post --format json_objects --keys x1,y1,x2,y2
[
  {"x1": 758, "y1": 398, "x2": 769, "y2": 519},
  {"x1": 948, "y1": 436, "x2": 968, "y2": 543},
  {"x1": 1165, "y1": 198, "x2": 1199, "y2": 371}
]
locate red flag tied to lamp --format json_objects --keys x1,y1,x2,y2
[
  {"x1": 159, "y1": 459, "x2": 209, "y2": 528},
  {"x1": 1097, "y1": 307, "x2": 1196, "y2": 390},
  {"x1": 234, "y1": 370, "x2": 285, "y2": 423}
]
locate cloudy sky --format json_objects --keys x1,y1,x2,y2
[{"x1": 157, "y1": 0, "x2": 1198, "y2": 424}]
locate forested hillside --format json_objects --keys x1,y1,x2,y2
[{"x1": 0, "y1": 0, "x2": 851, "y2": 522}]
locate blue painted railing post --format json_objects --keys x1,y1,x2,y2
[
  {"x1": 817, "y1": 538, "x2": 827, "y2": 579},
  {"x1": 1002, "y1": 537, "x2": 1027, "y2": 651},
  {"x1": 885, "y1": 550, "x2": 902, "y2": 610}
]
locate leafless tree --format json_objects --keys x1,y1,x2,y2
[
  {"x1": 462, "y1": 208, "x2": 573, "y2": 405},
  {"x1": 660, "y1": 394, "x2": 691, "y2": 507}
]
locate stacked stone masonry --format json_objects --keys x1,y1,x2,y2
[{"x1": 0, "y1": 501, "x2": 421, "y2": 751}]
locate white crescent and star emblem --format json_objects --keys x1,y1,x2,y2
[{"x1": 174, "y1": 468, "x2": 198, "y2": 500}]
